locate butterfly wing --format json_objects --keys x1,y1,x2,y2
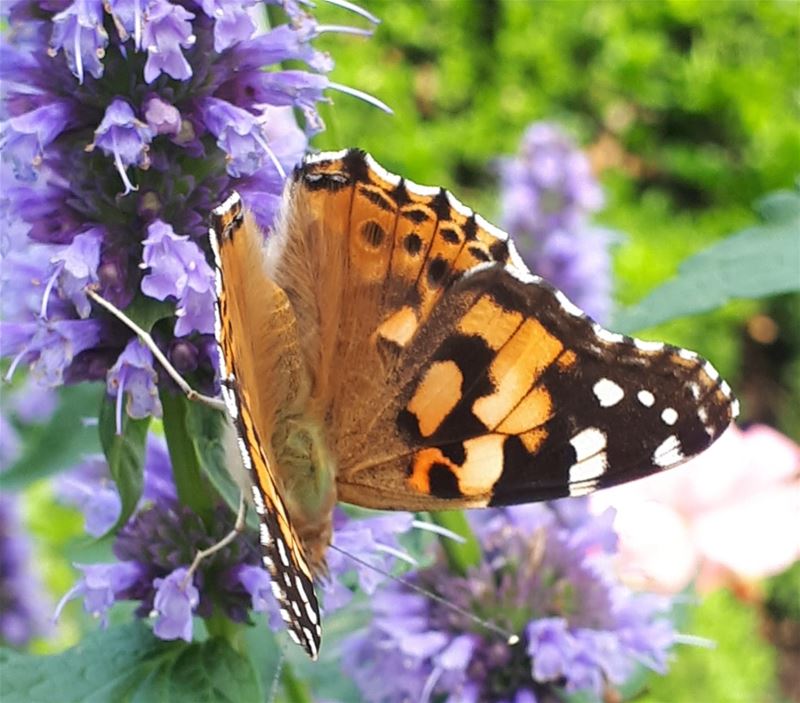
[
  {"x1": 210, "y1": 195, "x2": 322, "y2": 659},
  {"x1": 277, "y1": 149, "x2": 737, "y2": 512}
]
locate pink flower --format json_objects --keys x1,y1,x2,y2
[{"x1": 591, "y1": 424, "x2": 800, "y2": 594}]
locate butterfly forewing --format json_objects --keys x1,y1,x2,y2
[{"x1": 210, "y1": 194, "x2": 322, "y2": 659}]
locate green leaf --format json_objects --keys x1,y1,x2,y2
[
  {"x1": 0, "y1": 383, "x2": 102, "y2": 490},
  {"x1": 184, "y1": 400, "x2": 257, "y2": 529},
  {"x1": 122, "y1": 296, "x2": 175, "y2": 333},
  {"x1": 427, "y1": 510, "x2": 482, "y2": 576},
  {"x1": 614, "y1": 191, "x2": 800, "y2": 334},
  {"x1": 160, "y1": 390, "x2": 214, "y2": 522},
  {"x1": 0, "y1": 623, "x2": 261, "y2": 703},
  {"x1": 98, "y1": 394, "x2": 150, "y2": 532}
]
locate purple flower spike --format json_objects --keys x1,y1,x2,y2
[
  {"x1": 49, "y1": 0, "x2": 108, "y2": 84},
  {"x1": 142, "y1": 0, "x2": 196, "y2": 84},
  {"x1": 48, "y1": 226, "x2": 103, "y2": 318},
  {"x1": 55, "y1": 561, "x2": 143, "y2": 627},
  {"x1": 152, "y1": 567, "x2": 199, "y2": 642},
  {"x1": 0, "y1": 102, "x2": 79, "y2": 181},
  {"x1": 89, "y1": 99, "x2": 153, "y2": 194},
  {"x1": 106, "y1": 338, "x2": 162, "y2": 433},
  {"x1": 500, "y1": 122, "x2": 615, "y2": 323}
]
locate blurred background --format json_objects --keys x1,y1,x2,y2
[{"x1": 3, "y1": 1, "x2": 799, "y2": 701}]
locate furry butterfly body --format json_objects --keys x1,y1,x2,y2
[{"x1": 209, "y1": 149, "x2": 738, "y2": 658}]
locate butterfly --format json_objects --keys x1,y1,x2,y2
[{"x1": 208, "y1": 148, "x2": 738, "y2": 659}]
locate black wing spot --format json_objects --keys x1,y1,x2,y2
[
  {"x1": 403, "y1": 208, "x2": 431, "y2": 224},
  {"x1": 404, "y1": 232, "x2": 423, "y2": 255},
  {"x1": 361, "y1": 220, "x2": 386, "y2": 248},
  {"x1": 427, "y1": 256, "x2": 449, "y2": 286},
  {"x1": 431, "y1": 188, "x2": 451, "y2": 220},
  {"x1": 440, "y1": 227, "x2": 461, "y2": 245},
  {"x1": 468, "y1": 245, "x2": 491, "y2": 262},
  {"x1": 359, "y1": 186, "x2": 396, "y2": 212},
  {"x1": 489, "y1": 238, "x2": 509, "y2": 263},
  {"x1": 429, "y1": 462, "x2": 462, "y2": 499}
]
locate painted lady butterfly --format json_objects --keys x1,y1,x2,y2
[{"x1": 209, "y1": 149, "x2": 738, "y2": 658}]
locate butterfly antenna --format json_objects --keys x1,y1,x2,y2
[
  {"x1": 85, "y1": 287, "x2": 226, "y2": 412},
  {"x1": 327, "y1": 543, "x2": 520, "y2": 646}
]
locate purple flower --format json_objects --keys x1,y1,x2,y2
[
  {"x1": 49, "y1": 0, "x2": 108, "y2": 84},
  {"x1": 47, "y1": 226, "x2": 103, "y2": 318},
  {"x1": 0, "y1": 102, "x2": 78, "y2": 180},
  {"x1": 55, "y1": 455, "x2": 122, "y2": 537},
  {"x1": 141, "y1": 0, "x2": 196, "y2": 84},
  {"x1": 106, "y1": 338, "x2": 162, "y2": 432},
  {"x1": 200, "y1": 97, "x2": 285, "y2": 178},
  {"x1": 0, "y1": 494, "x2": 52, "y2": 646},
  {"x1": 2, "y1": 317, "x2": 103, "y2": 386},
  {"x1": 55, "y1": 561, "x2": 143, "y2": 627},
  {"x1": 152, "y1": 568, "x2": 199, "y2": 641},
  {"x1": 500, "y1": 122, "x2": 615, "y2": 323},
  {"x1": 142, "y1": 95, "x2": 181, "y2": 136},
  {"x1": 200, "y1": 0, "x2": 257, "y2": 52},
  {"x1": 140, "y1": 219, "x2": 215, "y2": 336},
  {"x1": 344, "y1": 499, "x2": 677, "y2": 702},
  {"x1": 87, "y1": 99, "x2": 153, "y2": 194}
]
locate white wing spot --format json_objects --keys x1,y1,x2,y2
[
  {"x1": 661, "y1": 407, "x2": 678, "y2": 426},
  {"x1": 251, "y1": 486, "x2": 266, "y2": 515},
  {"x1": 698, "y1": 406, "x2": 709, "y2": 423},
  {"x1": 554, "y1": 289, "x2": 584, "y2": 317},
  {"x1": 279, "y1": 608, "x2": 291, "y2": 623},
  {"x1": 719, "y1": 379, "x2": 732, "y2": 398},
  {"x1": 594, "y1": 326, "x2": 625, "y2": 344},
  {"x1": 236, "y1": 437, "x2": 252, "y2": 470},
  {"x1": 569, "y1": 427, "x2": 607, "y2": 461},
  {"x1": 404, "y1": 180, "x2": 440, "y2": 197},
  {"x1": 259, "y1": 523, "x2": 272, "y2": 547},
  {"x1": 702, "y1": 361, "x2": 720, "y2": 381},
  {"x1": 634, "y1": 338, "x2": 664, "y2": 352},
  {"x1": 569, "y1": 452, "x2": 607, "y2": 483},
  {"x1": 593, "y1": 378, "x2": 624, "y2": 407},
  {"x1": 292, "y1": 601, "x2": 302, "y2": 617},
  {"x1": 295, "y1": 575, "x2": 309, "y2": 603},
  {"x1": 270, "y1": 581, "x2": 285, "y2": 601},
  {"x1": 653, "y1": 435, "x2": 684, "y2": 467},
  {"x1": 212, "y1": 191, "x2": 241, "y2": 217},
  {"x1": 303, "y1": 627, "x2": 318, "y2": 659},
  {"x1": 262, "y1": 555, "x2": 274, "y2": 570},
  {"x1": 637, "y1": 390, "x2": 655, "y2": 407},
  {"x1": 678, "y1": 348, "x2": 697, "y2": 361},
  {"x1": 474, "y1": 213, "x2": 508, "y2": 241},
  {"x1": 305, "y1": 602, "x2": 318, "y2": 625},
  {"x1": 304, "y1": 149, "x2": 349, "y2": 165},
  {"x1": 288, "y1": 629, "x2": 301, "y2": 645},
  {"x1": 365, "y1": 153, "x2": 401, "y2": 186},
  {"x1": 569, "y1": 480, "x2": 599, "y2": 497},
  {"x1": 446, "y1": 190, "x2": 473, "y2": 219},
  {"x1": 689, "y1": 382, "x2": 701, "y2": 400},
  {"x1": 730, "y1": 397, "x2": 740, "y2": 418},
  {"x1": 276, "y1": 537, "x2": 290, "y2": 567}
]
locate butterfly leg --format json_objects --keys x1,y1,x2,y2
[
  {"x1": 183, "y1": 492, "x2": 247, "y2": 585},
  {"x1": 85, "y1": 287, "x2": 227, "y2": 413}
]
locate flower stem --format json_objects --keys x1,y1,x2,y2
[{"x1": 428, "y1": 510, "x2": 482, "y2": 576}]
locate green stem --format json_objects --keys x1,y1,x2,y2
[
  {"x1": 280, "y1": 661, "x2": 314, "y2": 703},
  {"x1": 160, "y1": 390, "x2": 215, "y2": 523},
  {"x1": 429, "y1": 510, "x2": 482, "y2": 576},
  {"x1": 205, "y1": 612, "x2": 246, "y2": 652}
]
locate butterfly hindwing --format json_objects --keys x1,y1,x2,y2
[{"x1": 210, "y1": 194, "x2": 322, "y2": 659}]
